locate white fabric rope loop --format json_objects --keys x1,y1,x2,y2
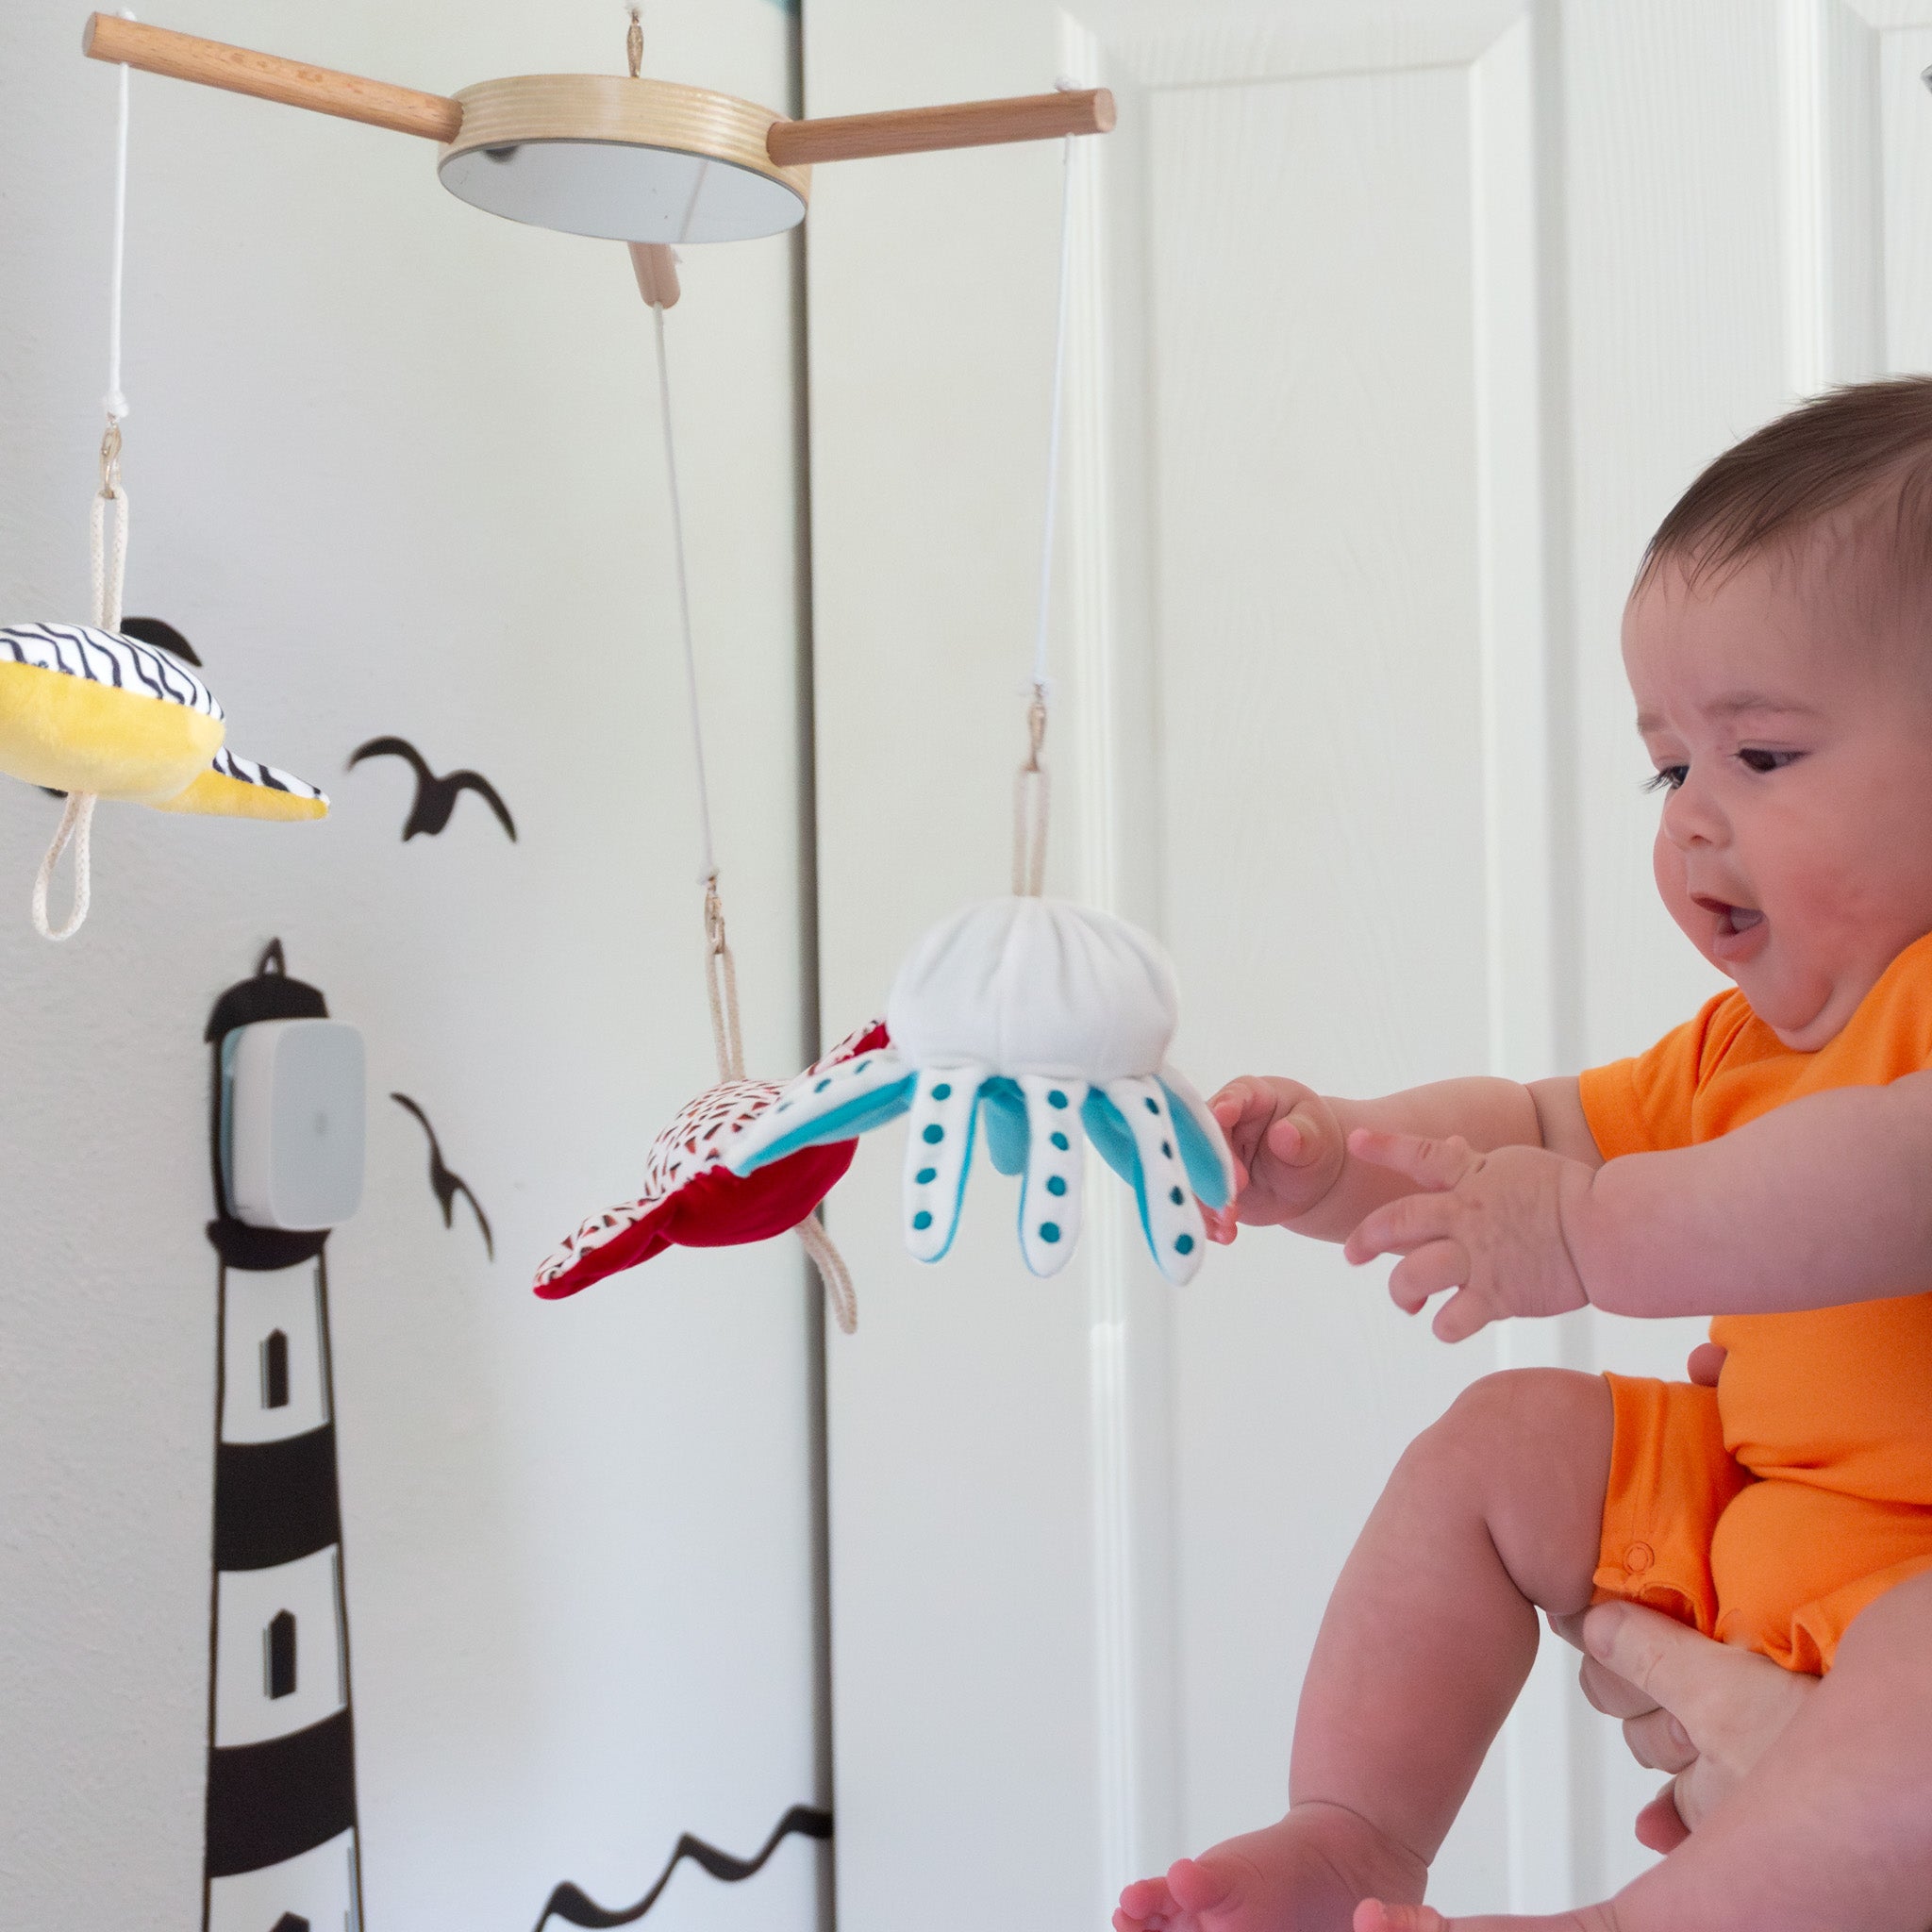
[
  {"x1": 1011, "y1": 129, "x2": 1076, "y2": 896},
  {"x1": 35, "y1": 27, "x2": 135, "y2": 942}
]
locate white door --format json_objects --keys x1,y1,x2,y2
[{"x1": 803, "y1": 2, "x2": 1932, "y2": 1924}]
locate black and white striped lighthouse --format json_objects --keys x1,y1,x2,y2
[{"x1": 202, "y1": 942, "x2": 365, "y2": 1932}]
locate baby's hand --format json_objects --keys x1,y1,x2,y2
[
  {"x1": 1341, "y1": 1129, "x2": 1591, "y2": 1340},
  {"x1": 1205, "y1": 1076, "x2": 1346, "y2": 1241}
]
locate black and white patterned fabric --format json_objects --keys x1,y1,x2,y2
[
  {"x1": 1, "y1": 621, "x2": 225, "y2": 719},
  {"x1": 208, "y1": 746, "x2": 326, "y2": 803}
]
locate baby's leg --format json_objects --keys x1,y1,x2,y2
[
  {"x1": 1116, "y1": 1370, "x2": 1613, "y2": 1932},
  {"x1": 1355, "y1": 1561, "x2": 1932, "y2": 1932}
]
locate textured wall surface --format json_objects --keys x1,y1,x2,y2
[{"x1": 0, "y1": 4, "x2": 828, "y2": 1925}]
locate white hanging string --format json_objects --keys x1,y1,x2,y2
[
  {"x1": 36, "y1": 14, "x2": 136, "y2": 941},
  {"x1": 638, "y1": 262, "x2": 859, "y2": 1327},
  {"x1": 1012, "y1": 128, "x2": 1076, "y2": 896},
  {"x1": 104, "y1": 10, "x2": 134, "y2": 425},
  {"x1": 649, "y1": 302, "x2": 720, "y2": 891}
]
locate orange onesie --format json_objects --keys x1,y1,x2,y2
[{"x1": 1579, "y1": 929, "x2": 1932, "y2": 1674}]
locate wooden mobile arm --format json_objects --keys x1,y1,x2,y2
[
  {"x1": 82, "y1": 13, "x2": 463, "y2": 142},
  {"x1": 81, "y1": 12, "x2": 1114, "y2": 163}
]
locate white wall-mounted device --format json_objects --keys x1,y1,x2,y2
[{"x1": 220, "y1": 1019, "x2": 367, "y2": 1230}]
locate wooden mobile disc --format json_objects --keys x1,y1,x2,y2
[{"x1": 439, "y1": 75, "x2": 809, "y2": 244}]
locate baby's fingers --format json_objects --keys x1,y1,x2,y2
[
  {"x1": 1430, "y1": 1284, "x2": 1494, "y2": 1343},
  {"x1": 1210, "y1": 1078, "x2": 1282, "y2": 1163},
  {"x1": 1344, "y1": 1190, "x2": 1457, "y2": 1265},
  {"x1": 1348, "y1": 1127, "x2": 1482, "y2": 1192},
  {"x1": 1385, "y1": 1239, "x2": 1470, "y2": 1315}
]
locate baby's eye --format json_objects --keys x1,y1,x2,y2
[
  {"x1": 1642, "y1": 766, "x2": 1687, "y2": 793},
  {"x1": 1737, "y1": 747, "x2": 1800, "y2": 774}
]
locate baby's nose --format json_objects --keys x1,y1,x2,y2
[{"x1": 1660, "y1": 772, "x2": 1724, "y2": 846}]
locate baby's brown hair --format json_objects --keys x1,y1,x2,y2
[{"x1": 1639, "y1": 376, "x2": 1932, "y2": 608}]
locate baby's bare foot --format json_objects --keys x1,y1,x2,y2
[{"x1": 1114, "y1": 1802, "x2": 1425, "y2": 1932}]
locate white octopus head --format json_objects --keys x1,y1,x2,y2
[{"x1": 727, "y1": 897, "x2": 1235, "y2": 1283}]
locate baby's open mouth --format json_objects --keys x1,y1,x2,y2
[{"x1": 1693, "y1": 894, "x2": 1766, "y2": 944}]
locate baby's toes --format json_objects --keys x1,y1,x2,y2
[
  {"x1": 1115, "y1": 1875, "x2": 1175, "y2": 1929},
  {"x1": 1166, "y1": 1856, "x2": 1241, "y2": 1914}
]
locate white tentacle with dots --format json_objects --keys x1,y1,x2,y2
[
  {"x1": 1105, "y1": 1075, "x2": 1208, "y2": 1283},
  {"x1": 902, "y1": 1066, "x2": 985, "y2": 1262},
  {"x1": 1018, "y1": 1075, "x2": 1086, "y2": 1275}
]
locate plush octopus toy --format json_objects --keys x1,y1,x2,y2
[{"x1": 725, "y1": 897, "x2": 1235, "y2": 1283}]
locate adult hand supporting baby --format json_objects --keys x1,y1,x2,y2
[
  {"x1": 1574, "y1": 1600, "x2": 1818, "y2": 1851},
  {"x1": 1341, "y1": 1129, "x2": 1594, "y2": 1340}
]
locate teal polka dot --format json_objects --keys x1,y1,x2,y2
[
  {"x1": 1144, "y1": 1096, "x2": 1159, "y2": 1113},
  {"x1": 916, "y1": 1167, "x2": 937, "y2": 1185},
  {"x1": 1160, "y1": 1141, "x2": 1174, "y2": 1158},
  {"x1": 1051, "y1": 1131, "x2": 1070, "y2": 1151},
  {"x1": 857, "y1": 1061, "x2": 871, "y2": 1073},
  {"x1": 1048, "y1": 1090, "x2": 1069, "y2": 1109},
  {"x1": 1169, "y1": 1186, "x2": 1184, "y2": 1206},
  {"x1": 815, "y1": 1078, "x2": 831, "y2": 1091},
  {"x1": 1040, "y1": 1222, "x2": 1061, "y2": 1243},
  {"x1": 1175, "y1": 1233, "x2": 1195, "y2": 1255},
  {"x1": 932, "y1": 1082, "x2": 952, "y2": 1101},
  {"x1": 923, "y1": 1124, "x2": 944, "y2": 1144},
  {"x1": 1047, "y1": 1175, "x2": 1067, "y2": 1197},
  {"x1": 913, "y1": 1210, "x2": 934, "y2": 1231}
]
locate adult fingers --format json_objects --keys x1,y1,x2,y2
[
  {"x1": 1344, "y1": 1190, "x2": 1458, "y2": 1265},
  {"x1": 1633, "y1": 1783, "x2": 1690, "y2": 1854},
  {"x1": 1202, "y1": 1201, "x2": 1240, "y2": 1244},
  {"x1": 1582, "y1": 1602, "x2": 1744, "y2": 1742},
  {"x1": 1621, "y1": 1707, "x2": 1696, "y2": 1774},
  {"x1": 1385, "y1": 1240, "x2": 1470, "y2": 1315},
  {"x1": 1686, "y1": 1341, "x2": 1727, "y2": 1387},
  {"x1": 1576, "y1": 1651, "x2": 1662, "y2": 1721},
  {"x1": 1347, "y1": 1126, "x2": 1480, "y2": 1191}
]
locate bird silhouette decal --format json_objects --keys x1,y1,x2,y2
[
  {"x1": 348, "y1": 737, "x2": 516, "y2": 842},
  {"x1": 119, "y1": 615, "x2": 202, "y2": 664},
  {"x1": 391, "y1": 1093, "x2": 494, "y2": 1259}
]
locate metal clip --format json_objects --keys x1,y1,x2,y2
[{"x1": 98, "y1": 418, "x2": 124, "y2": 500}]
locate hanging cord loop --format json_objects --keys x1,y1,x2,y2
[
  {"x1": 1011, "y1": 686, "x2": 1050, "y2": 896},
  {"x1": 1010, "y1": 129, "x2": 1076, "y2": 898},
  {"x1": 36, "y1": 41, "x2": 135, "y2": 945},
  {"x1": 33, "y1": 793, "x2": 99, "y2": 942},
  {"x1": 641, "y1": 265, "x2": 859, "y2": 1328},
  {"x1": 625, "y1": 4, "x2": 643, "y2": 79},
  {"x1": 702, "y1": 875, "x2": 746, "y2": 1085}
]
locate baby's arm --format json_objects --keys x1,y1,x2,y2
[
  {"x1": 1572, "y1": 1068, "x2": 1932, "y2": 1318},
  {"x1": 1345, "y1": 1068, "x2": 1932, "y2": 1334},
  {"x1": 1210, "y1": 1073, "x2": 1598, "y2": 1245}
]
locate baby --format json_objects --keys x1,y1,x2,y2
[{"x1": 1115, "y1": 376, "x2": 1932, "y2": 1932}]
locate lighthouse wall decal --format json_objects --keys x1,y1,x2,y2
[{"x1": 202, "y1": 941, "x2": 365, "y2": 1932}]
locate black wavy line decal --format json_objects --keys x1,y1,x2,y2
[{"x1": 531, "y1": 1803, "x2": 832, "y2": 1931}]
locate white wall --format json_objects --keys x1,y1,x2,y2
[
  {"x1": 802, "y1": 1, "x2": 1932, "y2": 1926},
  {"x1": 0, "y1": 4, "x2": 828, "y2": 1926}
]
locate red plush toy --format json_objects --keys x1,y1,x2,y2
[{"x1": 533, "y1": 1019, "x2": 887, "y2": 1324}]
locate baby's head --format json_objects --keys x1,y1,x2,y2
[{"x1": 1626, "y1": 376, "x2": 1932, "y2": 1048}]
